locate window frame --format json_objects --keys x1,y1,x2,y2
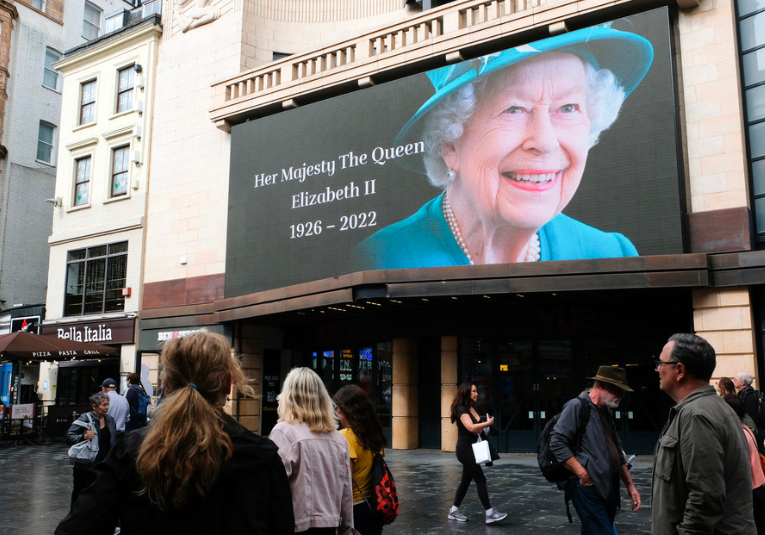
[
  {"x1": 116, "y1": 66, "x2": 135, "y2": 114},
  {"x1": 73, "y1": 155, "x2": 92, "y2": 207},
  {"x1": 63, "y1": 242, "x2": 128, "y2": 317},
  {"x1": 79, "y1": 79, "x2": 97, "y2": 126},
  {"x1": 82, "y1": 2, "x2": 102, "y2": 41},
  {"x1": 110, "y1": 145, "x2": 130, "y2": 198},
  {"x1": 36, "y1": 121, "x2": 55, "y2": 164},
  {"x1": 43, "y1": 48, "x2": 61, "y2": 90}
]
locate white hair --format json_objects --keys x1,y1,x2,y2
[
  {"x1": 739, "y1": 372, "x2": 754, "y2": 386},
  {"x1": 421, "y1": 58, "x2": 626, "y2": 187}
]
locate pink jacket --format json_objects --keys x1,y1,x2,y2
[
  {"x1": 270, "y1": 421, "x2": 355, "y2": 533},
  {"x1": 743, "y1": 424, "x2": 765, "y2": 489}
]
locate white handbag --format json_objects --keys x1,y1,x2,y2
[{"x1": 472, "y1": 434, "x2": 492, "y2": 465}]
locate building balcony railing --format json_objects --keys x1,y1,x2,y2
[{"x1": 209, "y1": 0, "x2": 646, "y2": 131}]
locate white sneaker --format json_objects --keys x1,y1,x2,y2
[
  {"x1": 485, "y1": 510, "x2": 507, "y2": 524},
  {"x1": 448, "y1": 508, "x2": 468, "y2": 522}
]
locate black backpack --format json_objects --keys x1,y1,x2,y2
[
  {"x1": 537, "y1": 396, "x2": 591, "y2": 483},
  {"x1": 536, "y1": 396, "x2": 592, "y2": 522}
]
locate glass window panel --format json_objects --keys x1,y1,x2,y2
[
  {"x1": 117, "y1": 68, "x2": 134, "y2": 113},
  {"x1": 739, "y1": 12, "x2": 765, "y2": 52},
  {"x1": 64, "y1": 262, "x2": 85, "y2": 316},
  {"x1": 756, "y1": 196, "x2": 765, "y2": 234},
  {"x1": 74, "y1": 157, "x2": 91, "y2": 206},
  {"x1": 104, "y1": 254, "x2": 126, "y2": 312},
  {"x1": 738, "y1": 0, "x2": 765, "y2": 17},
  {"x1": 68, "y1": 249, "x2": 86, "y2": 261},
  {"x1": 118, "y1": 68, "x2": 134, "y2": 91},
  {"x1": 32, "y1": 0, "x2": 44, "y2": 10},
  {"x1": 75, "y1": 182, "x2": 90, "y2": 206},
  {"x1": 88, "y1": 246, "x2": 107, "y2": 258},
  {"x1": 37, "y1": 123, "x2": 53, "y2": 163},
  {"x1": 111, "y1": 147, "x2": 129, "y2": 196},
  {"x1": 749, "y1": 121, "x2": 765, "y2": 158},
  {"x1": 83, "y1": 258, "x2": 106, "y2": 314},
  {"x1": 80, "y1": 81, "x2": 96, "y2": 124},
  {"x1": 83, "y1": 3, "x2": 101, "y2": 40},
  {"x1": 747, "y1": 84, "x2": 765, "y2": 120},
  {"x1": 109, "y1": 242, "x2": 128, "y2": 254},
  {"x1": 754, "y1": 160, "x2": 765, "y2": 196},
  {"x1": 43, "y1": 49, "x2": 60, "y2": 89},
  {"x1": 743, "y1": 49, "x2": 765, "y2": 86}
]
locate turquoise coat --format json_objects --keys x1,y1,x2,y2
[{"x1": 353, "y1": 193, "x2": 637, "y2": 270}]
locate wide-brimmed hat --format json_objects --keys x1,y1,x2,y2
[
  {"x1": 394, "y1": 24, "x2": 654, "y2": 174},
  {"x1": 588, "y1": 366, "x2": 633, "y2": 392}
]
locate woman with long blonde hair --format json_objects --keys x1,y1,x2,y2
[
  {"x1": 269, "y1": 367, "x2": 355, "y2": 534},
  {"x1": 56, "y1": 332, "x2": 294, "y2": 534}
]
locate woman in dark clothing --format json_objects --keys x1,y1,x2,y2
[
  {"x1": 65, "y1": 391, "x2": 117, "y2": 507},
  {"x1": 447, "y1": 382, "x2": 506, "y2": 524},
  {"x1": 56, "y1": 332, "x2": 295, "y2": 535}
]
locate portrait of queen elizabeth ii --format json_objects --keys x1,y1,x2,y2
[{"x1": 352, "y1": 26, "x2": 654, "y2": 270}]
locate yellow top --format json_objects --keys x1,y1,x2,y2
[{"x1": 339, "y1": 428, "x2": 384, "y2": 504}]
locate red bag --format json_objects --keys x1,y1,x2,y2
[{"x1": 370, "y1": 453, "x2": 399, "y2": 525}]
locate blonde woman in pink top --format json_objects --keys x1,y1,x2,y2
[
  {"x1": 723, "y1": 394, "x2": 765, "y2": 534},
  {"x1": 269, "y1": 368, "x2": 355, "y2": 535}
]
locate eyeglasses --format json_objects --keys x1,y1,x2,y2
[{"x1": 654, "y1": 360, "x2": 679, "y2": 370}]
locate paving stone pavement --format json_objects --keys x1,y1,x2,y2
[{"x1": 0, "y1": 442, "x2": 653, "y2": 534}]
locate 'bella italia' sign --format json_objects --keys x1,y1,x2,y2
[{"x1": 41, "y1": 318, "x2": 135, "y2": 345}]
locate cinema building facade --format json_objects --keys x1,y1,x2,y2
[{"x1": 137, "y1": 0, "x2": 765, "y2": 453}]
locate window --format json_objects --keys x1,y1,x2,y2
[
  {"x1": 74, "y1": 156, "x2": 91, "y2": 206},
  {"x1": 116, "y1": 67, "x2": 134, "y2": 113},
  {"x1": 83, "y1": 2, "x2": 101, "y2": 41},
  {"x1": 32, "y1": 0, "x2": 45, "y2": 10},
  {"x1": 64, "y1": 242, "x2": 128, "y2": 316},
  {"x1": 43, "y1": 48, "x2": 60, "y2": 89},
  {"x1": 36, "y1": 122, "x2": 54, "y2": 163},
  {"x1": 80, "y1": 80, "x2": 96, "y2": 125},
  {"x1": 111, "y1": 146, "x2": 129, "y2": 197}
]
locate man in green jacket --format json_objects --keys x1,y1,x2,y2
[{"x1": 651, "y1": 333, "x2": 756, "y2": 535}]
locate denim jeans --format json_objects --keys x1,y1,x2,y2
[{"x1": 567, "y1": 479, "x2": 619, "y2": 535}]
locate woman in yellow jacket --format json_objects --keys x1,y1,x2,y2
[{"x1": 333, "y1": 385, "x2": 386, "y2": 535}]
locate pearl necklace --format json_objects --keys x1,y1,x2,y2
[{"x1": 442, "y1": 193, "x2": 540, "y2": 264}]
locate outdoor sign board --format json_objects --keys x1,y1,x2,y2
[{"x1": 227, "y1": 8, "x2": 681, "y2": 297}]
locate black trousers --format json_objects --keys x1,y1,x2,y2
[
  {"x1": 353, "y1": 502, "x2": 383, "y2": 535},
  {"x1": 453, "y1": 439, "x2": 491, "y2": 510},
  {"x1": 71, "y1": 466, "x2": 96, "y2": 508},
  {"x1": 754, "y1": 485, "x2": 765, "y2": 535}
]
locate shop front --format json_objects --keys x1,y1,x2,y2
[{"x1": 39, "y1": 317, "x2": 135, "y2": 437}]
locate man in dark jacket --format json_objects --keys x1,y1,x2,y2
[
  {"x1": 550, "y1": 366, "x2": 641, "y2": 534},
  {"x1": 652, "y1": 334, "x2": 755, "y2": 534},
  {"x1": 734, "y1": 371, "x2": 764, "y2": 453},
  {"x1": 124, "y1": 373, "x2": 147, "y2": 432}
]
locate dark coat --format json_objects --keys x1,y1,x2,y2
[{"x1": 56, "y1": 413, "x2": 295, "y2": 535}]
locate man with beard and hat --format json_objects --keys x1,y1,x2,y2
[{"x1": 550, "y1": 366, "x2": 641, "y2": 534}]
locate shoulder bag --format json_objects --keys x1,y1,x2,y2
[{"x1": 67, "y1": 413, "x2": 99, "y2": 463}]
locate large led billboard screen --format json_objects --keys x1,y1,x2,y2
[{"x1": 227, "y1": 7, "x2": 682, "y2": 297}]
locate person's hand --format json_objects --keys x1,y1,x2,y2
[
  {"x1": 83, "y1": 429, "x2": 95, "y2": 440},
  {"x1": 577, "y1": 469, "x2": 593, "y2": 487},
  {"x1": 628, "y1": 485, "x2": 641, "y2": 511},
  {"x1": 486, "y1": 415, "x2": 494, "y2": 426}
]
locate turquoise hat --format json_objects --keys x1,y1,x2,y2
[{"x1": 395, "y1": 25, "x2": 654, "y2": 174}]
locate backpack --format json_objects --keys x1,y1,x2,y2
[
  {"x1": 743, "y1": 389, "x2": 765, "y2": 429},
  {"x1": 536, "y1": 396, "x2": 592, "y2": 523},
  {"x1": 537, "y1": 396, "x2": 591, "y2": 483},
  {"x1": 354, "y1": 453, "x2": 399, "y2": 525},
  {"x1": 134, "y1": 385, "x2": 151, "y2": 417}
]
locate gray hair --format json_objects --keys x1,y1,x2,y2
[
  {"x1": 422, "y1": 59, "x2": 626, "y2": 187},
  {"x1": 738, "y1": 372, "x2": 754, "y2": 386},
  {"x1": 668, "y1": 333, "x2": 716, "y2": 382},
  {"x1": 89, "y1": 391, "x2": 109, "y2": 408}
]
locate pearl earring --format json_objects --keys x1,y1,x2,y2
[{"x1": 446, "y1": 169, "x2": 455, "y2": 182}]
